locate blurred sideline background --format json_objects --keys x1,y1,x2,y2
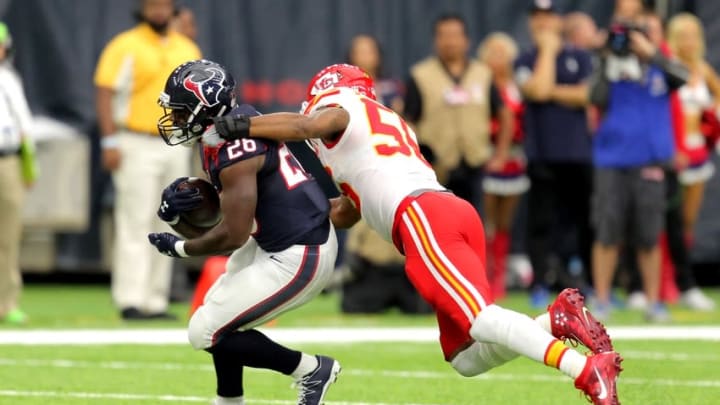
[{"x1": 1, "y1": 0, "x2": 718, "y2": 286}]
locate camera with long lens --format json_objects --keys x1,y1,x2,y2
[{"x1": 606, "y1": 21, "x2": 646, "y2": 56}]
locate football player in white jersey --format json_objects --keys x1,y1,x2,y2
[{"x1": 213, "y1": 64, "x2": 622, "y2": 404}]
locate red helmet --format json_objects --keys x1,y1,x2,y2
[{"x1": 305, "y1": 63, "x2": 376, "y2": 103}]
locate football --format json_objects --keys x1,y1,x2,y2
[{"x1": 171, "y1": 178, "x2": 222, "y2": 239}]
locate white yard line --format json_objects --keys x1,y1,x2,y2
[
  {"x1": 620, "y1": 350, "x2": 720, "y2": 362},
  {"x1": 0, "y1": 325, "x2": 718, "y2": 345},
  {"x1": 0, "y1": 357, "x2": 718, "y2": 389},
  {"x1": 0, "y1": 390, "x2": 441, "y2": 405}
]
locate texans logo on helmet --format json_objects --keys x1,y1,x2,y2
[{"x1": 183, "y1": 67, "x2": 225, "y2": 107}]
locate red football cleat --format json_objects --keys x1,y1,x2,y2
[
  {"x1": 575, "y1": 351, "x2": 623, "y2": 405},
  {"x1": 548, "y1": 288, "x2": 613, "y2": 353}
]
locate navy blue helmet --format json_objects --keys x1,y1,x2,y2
[{"x1": 157, "y1": 59, "x2": 236, "y2": 145}]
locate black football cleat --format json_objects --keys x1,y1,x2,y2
[{"x1": 293, "y1": 355, "x2": 341, "y2": 405}]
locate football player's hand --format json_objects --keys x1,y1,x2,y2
[
  {"x1": 213, "y1": 115, "x2": 251, "y2": 141},
  {"x1": 148, "y1": 232, "x2": 188, "y2": 258},
  {"x1": 157, "y1": 177, "x2": 203, "y2": 224}
]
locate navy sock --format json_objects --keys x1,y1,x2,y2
[{"x1": 207, "y1": 329, "x2": 302, "y2": 397}]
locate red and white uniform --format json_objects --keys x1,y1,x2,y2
[
  {"x1": 305, "y1": 88, "x2": 493, "y2": 359},
  {"x1": 677, "y1": 80, "x2": 715, "y2": 184},
  {"x1": 482, "y1": 83, "x2": 530, "y2": 196}
]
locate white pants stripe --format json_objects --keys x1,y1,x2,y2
[
  {"x1": 401, "y1": 213, "x2": 475, "y2": 322},
  {"x1": 410, "y1": 201, "x2": 487, "y2": 310}
]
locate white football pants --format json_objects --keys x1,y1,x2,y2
[{"x1": 189, "y1": 228, "x2": 337, "y2": 350}]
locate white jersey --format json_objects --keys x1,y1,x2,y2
[{"x1": 304, "y1": 88, "x2": 444, "y2": 241}]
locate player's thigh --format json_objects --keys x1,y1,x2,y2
[
  {"x1": 200, "y1": 239, "x2": 258, "y2": 306},
  {"x1": 400, "y1": 225, "x2": 490, "y2": 345},
  {"x1": 408, "y1": 193, "x2": 491, "y2": 300},
  {"x1": 189, "y1": 238, "x2": 336, "y2": 349},
  {"x1": 252, "y1": 230, "x2": 338, "y2": 319},
  {"x1": 224, "y1": 238, "x2": 259, "y2": 276}
]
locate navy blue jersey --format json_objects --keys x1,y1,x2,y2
[
  {"x1": 514, "y1": 47, "x2": 593, "y2": 163},
  {"x1": 201, "y1": 105, "x2": 330, "y2": 252}
]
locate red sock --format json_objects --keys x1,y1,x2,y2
[
  {"x1": 659, "y1": 232, "x2": 680, "y2": 303},
  {"x1": 486, "y1": 235, "x2": 497, "y2": 298}
]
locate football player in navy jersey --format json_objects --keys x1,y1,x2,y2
[{"x1": 147, "y1": 60, "x2": 340, "y2": 405}]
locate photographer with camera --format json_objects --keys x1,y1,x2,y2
[{"x1": 589, "y1": 12, "x2": 689, "y2": 322}]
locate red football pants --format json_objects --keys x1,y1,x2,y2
[{"x1": 393, "y1": 191, "x2": 493, "y2": 360}]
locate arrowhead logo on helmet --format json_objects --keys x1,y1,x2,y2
[{"x1": 304, "y1": 64, "x2": 377, "y2": 104}]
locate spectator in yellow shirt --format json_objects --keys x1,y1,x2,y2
[{"x1": 94, "y1": 0, "x2": 201, "y2": 320}]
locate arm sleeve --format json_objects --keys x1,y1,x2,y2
[
  {"x1": 403, "y1": 75, "x2": 422, "y2": 123},
  {"x1": 489, "y1": 83, "x2": 504, "y2": 117},
  {"x1": 94, "y1": 37, "x2": 126, "y2": 89}
]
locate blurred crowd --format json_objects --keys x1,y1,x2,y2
[
  {"x1": 338, "y1": 0, "x2": 719, "y2": 322},
  {"x1": 1, "y1": 0, "x2": 718, "y2": 325}
]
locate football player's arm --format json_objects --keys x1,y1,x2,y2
[
  {"x1": 183, "y1": 156, "x2": 261, "y2": 256},
  {"x1": 329, "y1": 196, "x2": 361, "y2": 229},
  {"x1": 215, "y1": 108, "x2": 350, "y2": 143},
  {"x1": 252, "y1": 108, "x2": 349, "y2": 142}
]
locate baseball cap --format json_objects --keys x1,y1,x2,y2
[{"x1": 529, "y1": 0, "x2": 559, "y2": 14}]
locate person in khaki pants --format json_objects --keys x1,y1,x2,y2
[
  {"x1": 94, "y1": 0, "x2": 201, "y2": 320},
  {"x1": 0, "y1": 22, "x2": 37, "y2": 325}
]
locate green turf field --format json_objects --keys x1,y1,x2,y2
[
  {"x1": 0, "y1": 341, "x2": 718, "y2": 404},
  {"x1": 4, "y1": 285, "x2": 720, "y2": 329},
  {"x1": 0, "y1": 285, "x2": 718, "y2": 404}
]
